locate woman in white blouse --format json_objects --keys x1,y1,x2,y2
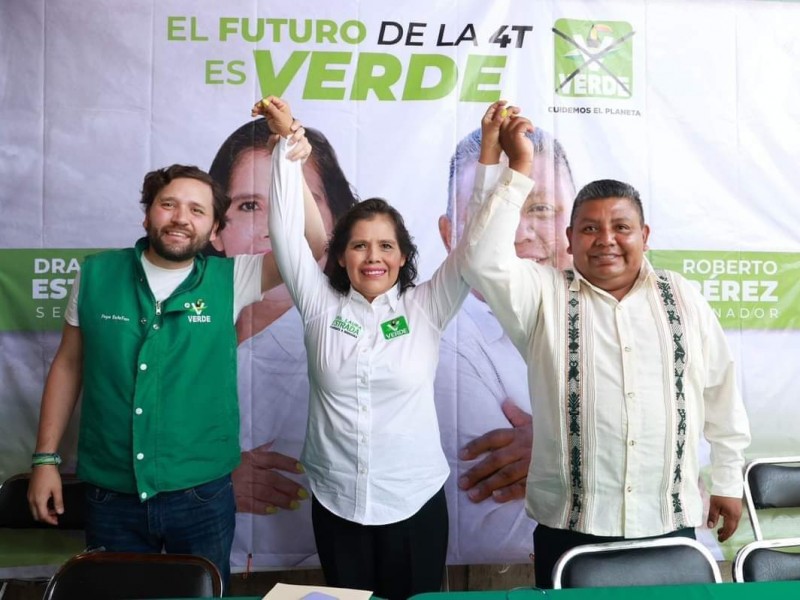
[{"x1": 256, "y1": 97, "x2": 471, "y2": 599}]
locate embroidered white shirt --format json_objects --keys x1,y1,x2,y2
[
  {"x1": 462, "y1": 164, "x2": 751, "y2": 537},
  {"x1": 269, "y1": 138, "x2": 470, "y2": 525}
]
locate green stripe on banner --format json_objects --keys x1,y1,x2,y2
[
  {"x1": 0, "y1": 249, "x2": 102, "y2": 332},
  {"x1": 648, "y1": 250, "x2": 800, "y2": 330}
]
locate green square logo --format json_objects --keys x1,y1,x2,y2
[
  {"x1": 380, "y1": 316, "x2": 410, "y2": 340},
  {"x1": 553, "y1": 19, "x2": 635, "y2": 99}
]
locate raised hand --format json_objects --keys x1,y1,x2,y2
[
  {"x1": 251, "y1": 96, "x2": 294, "y2": 137},
  {"x1": 499, "y1": 114, "x2": 535, "y2": 175},
  {"x1": 480, "y1": 100, "x2": 519, "y2": 165},
  {"x1": 251, "y1": 96, "x2": 311, "y2": 162}
]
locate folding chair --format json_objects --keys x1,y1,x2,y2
[
  {"x1": 0, "y1": 472, "x2": 86, "y2": 529},
  {"x1": 552, "y1": 537, "x2": 722, "y2": 588},
  {"x1": 732, "y1": 537, "x2": 800, "y2": 582},
  {"x1": 732, "y1": 456, "x2": 800, "y2": 582},
  {"x1": 0, "y1": 473, "x2": 87, "y2": 599},
  {"x1": 42, "y1": 551, "x2": 223, "y2": 600},
  {"x1": 742, "y1": 456, "x2": 800, "y2": 540}
]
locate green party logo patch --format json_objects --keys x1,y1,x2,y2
[
  {"x1": 381, "y1": 316, "x2": 410, "y2": 340},
  {"x1": 189, "y1": 299, "x2": 207, "y2": 315},
  {"x1": 553, "y1": 19, "x2": 635, "y2": 98},
  {"x1": 648, "y1": 250, "x2": 800, "y2": 330},
  {"x1": 184, "y1": 298, "x2": 212, "y2": 323}
]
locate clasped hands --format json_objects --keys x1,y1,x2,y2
[
  {"x1": 480, "y1": 100, "x2": 536, "y2": 176},
  {"x1": 251, "y1": 96, "x2": 311, "y2": 162}
]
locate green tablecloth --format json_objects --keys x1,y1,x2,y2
[{"x1": 413, "y1": 581, "x2": 800, "y2": 600}]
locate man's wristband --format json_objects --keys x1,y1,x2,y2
[{"x1": 31, "y1": 452, "x2": 62, "y2": 467}]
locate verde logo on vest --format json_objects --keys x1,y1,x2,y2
[
  {"x1": 553, "y1": 19, "x2": 635, "y2": 99},
  {"x1": 184, "y1": 299, "x2": 211, "y2": 323},
  {"x1": 380, "y1": 316, "x2": 410, "y2": 340},
  {"x1": 330, "y1": 315, "x2": 362, "y2": 338}
]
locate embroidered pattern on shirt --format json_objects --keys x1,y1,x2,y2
[
  {"x1": 329, "y1": 315, "x2": 362, "y2": 338},
  {"x1": 184, "y1": 298, "x2": 212, "y2": 323},
  {"x1": 563, "y1": 269, "x2": 584, "y2": 530},
  {"x1": 655, "y1": 269, "x2": 688, "y2": 529},
  {"x1": 380, "y1": 316, "x2": 410, "y2": 340}
]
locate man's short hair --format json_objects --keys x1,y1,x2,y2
[
  {"x1": 140, "y1": 165, "x2": 231, "y2": 232},
  {"x1": 570, "y1": 179, "x2": 644, "y2": 227}
]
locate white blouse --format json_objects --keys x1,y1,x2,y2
[{"x1": 268, "y1": 138, "x2": 470, "y2": 525}]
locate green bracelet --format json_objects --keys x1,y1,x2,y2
[{"x1": 31, "y1": 452, "x2": 62, "y2": 467}]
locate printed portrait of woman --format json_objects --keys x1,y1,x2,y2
[{"x1": 207, "y1": 119, "x2": 359, "y2": 567}]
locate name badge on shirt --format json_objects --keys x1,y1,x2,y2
[
  {"x1": 380, "y1": 316, "x2": 410, "y2": 340},
  {"x1": 330, "y1": 315, "x2": 362, "y2": 338}
]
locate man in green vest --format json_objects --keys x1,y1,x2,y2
[{"x1": 27, "y1": 108, "x2": 323, "y2": 589}]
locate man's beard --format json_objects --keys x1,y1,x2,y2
[{"x1": 146, "y1": 224, "x2": 211, "y2": 264}]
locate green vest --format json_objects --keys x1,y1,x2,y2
[{"x1": 77, "y1": 238, "x2": 240, "y2": 499}]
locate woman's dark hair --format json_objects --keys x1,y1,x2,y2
[
  {"x1": 205, "y1": 118, "x2": 359, "y2": 256},
  {"x1": 324, "y1": 198, "x2": 419, "y2": 296}
]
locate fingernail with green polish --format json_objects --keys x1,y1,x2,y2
[
  {"x1": 297, "y1": 488, "x2": 309, "y2": 500},
  {"x1": 265, "y1": 506, "x2": 279, "y2": 515}
]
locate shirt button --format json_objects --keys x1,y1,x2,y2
[
  {"x1": 624, "y1": 346, "x2": 632, "y2": 352},
  {"x1": 140, "y1": 318, "x2": 147, "y2": 325},
  {"x1": 136, "y1": 453, "x2": 144, "y2": 460},
  {"x1": 361, "y1": 375, "x2": 368, "y2": 384},
  {"x1": 140, "y1": 492, "x2": 148, "y2": 500},
  {"x1": 361, "y1": 436, "x2": 367, "y2": 443},
  {"x1": 627, "y1": 392, "x2": 635, "y2": 399},
  {"x1": 135, "y1": 408, "x2": 143, "y2": 415},
  {"x1": 140, "y1": 363, "x2": 148, "y2": 371},
  {"x1": 629, "y1": 440, "x2": 636, "y2": 446},
  {"x1": 626, "y1": 486, "x2": 633, "y2": 493},
  {"x1": 359, "y1": 466, "x2": 367, "y2": 474},
  {"x1": 361, "y1": 405, "x2": 368, "y2": 412},
  {"x1": 153, "y1": 324, "x2": 160, "y2": 330}
]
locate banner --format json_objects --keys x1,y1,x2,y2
[{"x1": 2, "y1": 0, "x2": 799, "y2": 569}]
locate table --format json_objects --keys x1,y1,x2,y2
[
  {"x1": 0, "y1": 528, "x2": 85, "y2": 580},
  {"x1": 164, "y1": 582, "x2": 800, "y2": 600},
  {"x1": 411, "y1": 580, "x2": 800, "y2": 600}
]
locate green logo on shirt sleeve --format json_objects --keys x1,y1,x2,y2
[{"x1": 381, "y1": 316, "x2": 410, "y2": 340}]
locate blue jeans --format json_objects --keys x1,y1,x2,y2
[{"x1": 84, "y1": 474, "x2": 235, "y2": 591}]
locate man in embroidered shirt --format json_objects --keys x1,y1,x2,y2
[
  {"x1": 27, "y1": 124, "x2": 319, "y2": 589},
  {"x1": 461, "y1": 111, "x2": 751, "y2": 587}
]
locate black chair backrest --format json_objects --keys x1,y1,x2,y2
[
  {"x1": 733, "y1": 538, "x2": 800, "y2": 582},
  {"x1": 741, "y1": 548, "x2": 800, "y2": 582},
  {"x1": 743, "y1": 457, "x2": 800, "y2": 540},
  {"x1": 42, "y1": 551, "x2": 223, "y2": 600},
  {"x1": 748, "y1": 463, "x2": 800, "y2": 509},
  {"x1": 553, "y1": 538, "x2": 722, "y2": 588},
  {"x1": 0, "y1": 473, "x2": 86, "y2": 529}
]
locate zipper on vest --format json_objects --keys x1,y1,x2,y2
[{"x1": 155, "y1": 301, "x2": 162, "y2": 316}]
